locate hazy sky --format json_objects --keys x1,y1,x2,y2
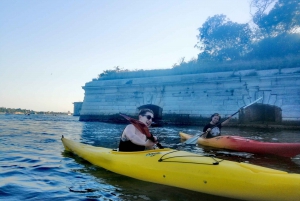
[{"x1": 0, "y1": 0, "x2": 252, "y2": 112}]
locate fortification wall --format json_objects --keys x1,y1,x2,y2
[
  {"x1": 73, "y1": 102, "x2": 83, "y2": 116},
  {"x1": 78, "y1": 67, "x2": 300, "y2": 128}
]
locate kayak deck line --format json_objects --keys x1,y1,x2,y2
[
  {"x1": 62, "y1": 135, "x2": 289, "y2": 174},
  {"x1": 112, "y1": 148, "x2": 173, "y2": 154},
  {"x1": 62, "y1": 135, "x2": 220, "y2": 166},
  {"x1": 111, "y1": 147, "x2": 224, "y2": 165},
  {"x1": 157, "y1": 150, "x2": 222, "y2": 165},
  {"x1": 61, "y1": 136, "x2": 300, "y2": 201}
]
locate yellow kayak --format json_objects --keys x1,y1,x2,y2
[{"x1": 61, "y1": 136, "x2": 300, "y2": 201}]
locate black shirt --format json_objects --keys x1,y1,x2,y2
[
  {"x1": 203, "y1": 123, "x2": 222, "y2": 138},
  {"x1": 118, "y1": 139, "x2": 145, "y2": 152},
  {"x1": 118, "y1": 127, "x2": 146, "y2": 152}
]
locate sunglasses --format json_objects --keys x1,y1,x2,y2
[{"x1": 143, "y1": 115, "x2": 154, "y2": 120}]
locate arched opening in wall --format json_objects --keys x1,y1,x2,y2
[
  {"x1": 239, "y1": 103, "x2": 282, "y2": 124},
  {"x1": 137, "y1": 104, "x2": 163, "y2": 124}
]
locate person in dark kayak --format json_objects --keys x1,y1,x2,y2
[
  {"x1": 118, "y1": 109, "x2": 157, "y2": 152},
  {"x1": 202, "y1": 113, "x2": 231, "y2": 138}
]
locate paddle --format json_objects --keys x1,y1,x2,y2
[
  {"x1": 184, "y1": 97, "x2": 263, "y2": 144},
  {"x1": 119, "y1": 113, "x2": 164, "y2": 149}
]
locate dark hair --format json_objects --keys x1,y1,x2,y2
[
  {"x1": 211, "y1": 113, "x2": 221, "y2": 121},
  {"x1": 139, "y1": 108, "x2": 154, "y2": 116}
]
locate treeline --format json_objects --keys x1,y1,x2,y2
[
  {"x1": 97, "y1": 0, "x2": 300, "y2": 80},
  {"x1": 0, "y1": 107, "x2": 69, "y2": 115}
]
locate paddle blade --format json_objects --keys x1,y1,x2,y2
[
  {"x1": 243, "y1": 97, "x2": 263, "y2": 109},
  {"x1": 184, "y1": 133, "x2": 201, "y2": 144},
  {"x1": 119, "y1": 113, "x2": 151, "y2": 138}
]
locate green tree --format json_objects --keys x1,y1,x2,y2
[
  {"x1": 196, "y1": 14, "x2": 252, "y2": 62},
  {"x1": 246, "y1": 33, "x2": 300, "y2": 59},
  {"x1": 252, "y1": 0, "x2": 300, "y2": 36},
  {"x1": 98, "y1": 66, "x2": 129, "y2": 79},
  {"x1": 248, "y1": 0, "x2": 300, "y2": 59}
]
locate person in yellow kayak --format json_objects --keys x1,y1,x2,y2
[
  {"x1": 118, "y1": 109, "x2": 157, "y2": 151},
  {"x1": 202, "y1": 113, "x2": 232, "y2": 138}
]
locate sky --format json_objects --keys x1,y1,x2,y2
[{"x1": 0, "y1": 0, "x2": 253, "y2": 112}]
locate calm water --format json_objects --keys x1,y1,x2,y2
[{"x1": 1, "y1": 114, "x2": 300, "y2": 201}]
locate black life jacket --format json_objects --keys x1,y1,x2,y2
[
  {"x1": 118, "y1": 127, "x2": 146, "y2": 152},
  {"x1": 118, "y1": 139, "x2": 145, "y2": 152}
]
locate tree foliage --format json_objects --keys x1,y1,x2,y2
[
  {"x1": 246, "y1": 33, "x2": 300, "y2": 59},
  {"x1": 252, "y1": 0, "x2": 300, "y2": 36},
  {"x1": 0, "y1": 107, "x2": 31, "y2": 114},
  {"x1": 195, "y1": 0, "x2": 300, "y2": 63},
  {"x1": 0, "y1": 107, "x2": 66, "y2": 114},
  {"x1": 98, "y1": 66, "x2": 129, "y2": 79},
  {"x1": 196, "y1": 14, "x2": 252, "y2": 61},
  {"x1": 97, "y1": 0, "x2": 300, "y2": 80}
]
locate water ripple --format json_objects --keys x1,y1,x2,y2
[{"x1": 1, "y1": 114, "x2": 300, "y2": 201}]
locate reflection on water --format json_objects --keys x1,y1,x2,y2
[{"x1": 0, "y1": 114, "x2": 300, "y2": 201}]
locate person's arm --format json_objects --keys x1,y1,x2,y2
[
  {"x1": 221, "y1": 115, "x2": 232, "y2": 126},
  {"x1": 202, "y1": 125, "x2": 211, "y2": 138},
  {"x1": 123, "y1": 124, "x2": 147, "y2": 145},
  {"x1": 123, "y1": 124, "x2": 156, "y2": 148},
  {"x1": 145, "y1": 138, "x2": 157, "y2": 149}
]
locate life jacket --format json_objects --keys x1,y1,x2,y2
[
  {"x1": 118, "y1": 127, "x2": 146, "y2": 152},
  {"x1": 118, "y1": 139, "x2": 145, "y2": 152}
]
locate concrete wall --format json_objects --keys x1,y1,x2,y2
[
  {"x1": 73, "y1": 102, "x2": 82, "y2": 116},
  {"x1": 78, "y1": 67, "x2": 300, "y2": 127}
]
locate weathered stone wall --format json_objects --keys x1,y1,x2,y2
[
  {"x1": 79, "y1": 67, "x2": 300, "y2": 127},
  {"x1": 73, "y1": 102, "x2": 83, "y2": 116}
]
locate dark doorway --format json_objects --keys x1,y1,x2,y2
[{"x1": 239, "y1": 103, "x2": 282, "y2": 124}]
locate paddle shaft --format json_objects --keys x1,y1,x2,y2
[
  {"x1": 203, "y1": 97, "x2": 263, "y2": 135},
  {"x1": 183, "y1": 114, "x2": 234, "y2": 144},
  {"x1": 184, "y1": 97, "x2": 263, "y2": 144}
]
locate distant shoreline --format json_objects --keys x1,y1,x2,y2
[{"x1": 0, "y1": 112, "x2": 72, "y2": 115}]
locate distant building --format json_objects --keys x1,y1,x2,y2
[{"x1": 73, "y1": 102, "x2": 83, "y2": 116}]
